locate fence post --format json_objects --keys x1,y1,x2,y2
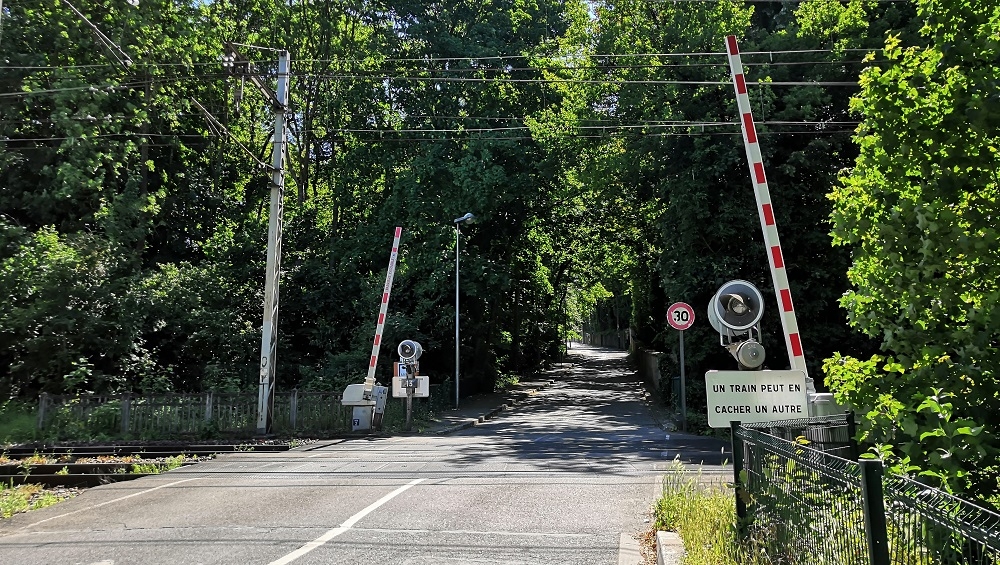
[
  {"x1": 204, "y1": 392, "x2": 214, "y2": 422},
  {"x1": 731, "y1": 420, "x2": 748, "y2": 538},
  {"x1": 860, "y1": 459, "x2": 890, "y2": 565},
  {"x1": 846, "y1": 410, "x2": 859, "y2": 460},
  {"x1": 37, "y1": 393, "x2": 49, "y2": 430},
  {"x1": 121, "y1": 393, "x2": 132, "y2": 436},
  {"x1": 290, "y1": 389, "x2": 298, "y2": 429}
]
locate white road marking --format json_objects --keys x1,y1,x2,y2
[
  {"x1": 25, "y1": 478, "x2": 202, "y2": 529},
  {"x1": 267, "y1": 478, "x2": 424, "y2": 565},
  {"x1": 351, "y1": 527, "x2": 595, "y2": 538}
]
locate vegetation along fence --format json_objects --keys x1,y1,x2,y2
[
  {"x1": 36, "y1": 386, "x2": 450, "y2": 439},
  {"x1": 732, "y1": 415, "x2": 1000, "y2": 565}
]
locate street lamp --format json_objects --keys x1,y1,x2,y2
[{"x1": 453, "y1": 212, "x2": 475, "y2": 409}]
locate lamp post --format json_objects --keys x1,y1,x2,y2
[{"x1": 453, "y1": 212, "x2": 475, "y2": 409}]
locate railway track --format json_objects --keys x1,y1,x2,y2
[{"x1": 1, "y1": 443, "x2": 291, "y2": 488}]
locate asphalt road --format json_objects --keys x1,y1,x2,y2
[{"x1": 0, "y1": 345, "x2": 729, "y2": 565}]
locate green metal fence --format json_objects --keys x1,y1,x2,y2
[
  {"x1": 733, "y1": 416, "x2": 1000, "y2": 565},
  {"x1": 883, "y1": 473, "x2": 1000, "y2": 565}
]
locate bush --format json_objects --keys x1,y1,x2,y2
[{"x1": 0, "y1": 401, "x2": 37, "y2": 445}]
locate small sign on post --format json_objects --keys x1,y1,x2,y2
[
  {"x1": 705, "y1": 370, "x2": 809, "y2": 428},
  {"x1": 667, "y1": 302, "x2": 695, "y2": 332},
  {"x1": 667, "y1": 302, "x2": 695, "y2": 432}
]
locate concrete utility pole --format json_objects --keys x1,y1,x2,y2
[{"x1": 224, "y1": 44, "x2": 290, "y2": 435}]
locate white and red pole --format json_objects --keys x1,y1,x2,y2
[
  {"x1": 725, "y1": 36, "x2": 812, "y2": 391},
  {"x1": 364, "y1": 227, "x2": 403, "y2": 398}
]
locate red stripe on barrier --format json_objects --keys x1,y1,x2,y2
[
  {"x1": 369, "y1": 356, "x2": 377, "y2": 367},
  {"x1": 378, "y1": 313, "x2": 385, "y2": 324},
  {"x1": 780, "y1": 288, "x2": 793, "y2": 312},
  {"x1": 727, "y1": 36, "x2": 739, "y2": 55},
  {"x1": 382, "y1": 293, "x2": 389, "y2": 304},
  {"x1": 743, "y1": 114, "x2": 757, "y2": 143},
  {"x1": 790, "y1": 333, "x2": 803, "y2": 357},
  {"x1": 771, "y1": 246, "x2": 784, "y2": 268},
  {"x1": 394, "y1": 227, "x2": 402, "y2": 237},
  {"x1": 762, "y1": 203, "x2": 775, "y2": 226},
  {"x1": 374, "y1": 335, "x2": 381, "y2": 346},
  {"x1": 754, "y1": 162, "x2": 766, "y2": 184},
  {"x1": 736, "y1": 73, "x2": 747, "y2": 95}
]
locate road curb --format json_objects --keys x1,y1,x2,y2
[
  {"x1": 433, "y1": 404, "x2": 509, "y2": 435},
  {"x1": 656, "y1": 531, "x2": 684, "y2": 565}
]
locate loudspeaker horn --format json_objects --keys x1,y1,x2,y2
[{"x1": 707, "y1": 280, "x2": 765, "y2": 334}]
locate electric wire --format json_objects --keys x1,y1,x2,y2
[
  {"x1": 1, "y1": 130, "x2": 855, "y2": 149},
  {"x1": 315, "y1": 121, "x2": 859, "y2": 134},
  {"x1": 0, "y1": 74, "x2": 860, "y2": 100},
  {"x1": 295, "y1": 47, "x2": 884, "y2": 64},
  {"x1": 296, "y1": 74, "x2": 859, "y2": 86}
]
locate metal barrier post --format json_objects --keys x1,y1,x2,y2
[
  {"x1": 121, "y1": 393, "x2": 132, "y2": 435},
  {"x1": 846, "y1": 411, "x2": 859, "y2": 460},
  {"x1": 860, "y1": 459, "x2": 890, "y2": 565},
  {"x1": 37, "y1": 393, "x2": 49, "y2": 430},
  {"x1": 731, "y1": 420, "x2": 748, "y2": 538},
  {"x1": 204, "y1": 392, "x2": 214, "y2": 422},
  {"x1": 290, "y1": 389, "x2": 298, "y2": 429}
]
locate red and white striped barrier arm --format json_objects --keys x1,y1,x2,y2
[
  {"x1": 725, "y1": 35, "x2": 809, "y2": 382},
  {"x1": 365, "y1": 227, "x2": 403, "y2": 395}
]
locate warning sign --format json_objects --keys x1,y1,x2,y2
[{"x1": 705, "y1": 370, "x2": 809, "y2": 428}]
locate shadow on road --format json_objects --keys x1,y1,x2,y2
[{"x1": 446, "y1": 345, "x2": 731, "y2": 474}]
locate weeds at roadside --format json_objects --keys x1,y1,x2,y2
[
  {"x1": 0, "y1": 480, "x2": 72, "y2": 519},
  {"x1": 653, "y1": 461, "x2": 769, "y2": 565},
  {"x1": 22, "y1": 451, "x2": 56, "y2": 465},
  {"x1": 130, "y1": 455, "x2": 187, "y2": 475}
]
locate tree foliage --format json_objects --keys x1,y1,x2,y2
[
  {"x1": 3, "y1": 0, "x2": 994, "y2": 502},
  {"x1": 827, "y1": 0, "x2": 1000, "y2": 498}
]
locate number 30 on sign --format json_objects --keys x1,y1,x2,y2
[{"x1": 667, "y1": 302, "x2": 695, "y2": 331}]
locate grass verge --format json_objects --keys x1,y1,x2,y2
[{"x1": 653, "y1": 464, "x2": 768, "y2": 565}]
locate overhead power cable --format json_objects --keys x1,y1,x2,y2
[
  {"x1": 639, "y1": 0, "x2": 903, "y2": 2},
  {"x1": 296, "y1": 47, "x2": 883, "y2": 64},
  {"x1": 0, "y1": 126, "x2": 857, "y2": 148},
  {"x1": 0, "y1": 54, "x2": 884, "y2": 74},
  {"x1": 321, "y1": 130, "x2": 857, "y2": 142},
  {"x1": 2, "y1": 133, "x2": 210, "y2": 142},
  {"x1": 0, "y1": 73, "x2": 861, "y2": 101},
  {"x1": 190, "y1": 97, "x2": 269, "y2": 170},
  {"x1": 319, "y1": 121, "x2": 859, "y2": 134},
  {"x1": 58, "y1": 0, "x2": 133, "y2": 69},
  {"x1": 297, "y1": 74, "x2": 859, "y2": 86}
]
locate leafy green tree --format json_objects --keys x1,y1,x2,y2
[
  {"x1": 0, "y1": 227, "x2": 138, "y2": 396},
  {"x1": 827, "y1": 0, "x2": 999, "y2": 498}
]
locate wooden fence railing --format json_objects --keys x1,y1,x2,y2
[{"x1": 36, "y1": 390, "x2": 356, "y2": 437}]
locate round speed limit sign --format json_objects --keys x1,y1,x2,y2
[{"x1": 667, "y1": 302, "x2": 695, "y2": 331}]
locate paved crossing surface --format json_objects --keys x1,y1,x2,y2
[{"x1": 0, "y1": 345, "x2": 729, "y2": 565}]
